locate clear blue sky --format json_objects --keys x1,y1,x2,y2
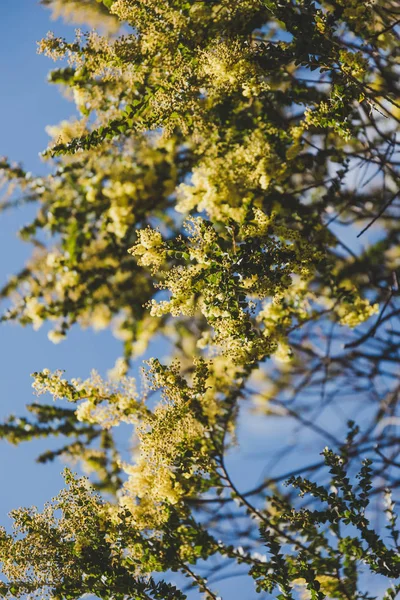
[{"x1": 0, "y1": 0, "x2": 124, "y2": 522}]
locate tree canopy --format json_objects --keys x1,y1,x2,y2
[{"x1": 0, "y1": 0, "x2": 400, "y2": 598}]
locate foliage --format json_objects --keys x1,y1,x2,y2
[{"x1": 1, "y1": 0, "x2": 400, "y2": 598}]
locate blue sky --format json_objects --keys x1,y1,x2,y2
[{"x1": 0, "y1": 0, "x2": 124, "y2": 521}]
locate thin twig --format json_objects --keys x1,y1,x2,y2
[{"x1": 357, "y1": 191, "x2": 399, "y2": 238}]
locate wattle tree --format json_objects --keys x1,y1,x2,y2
[{"x1": 0, "y1": 1, "x2": 399, "y2": 598}]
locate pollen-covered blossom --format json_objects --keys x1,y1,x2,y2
[
  {"x1": 103, "y1": 181, "x2": 138, "y2": 238},
  {"x1": 272, "y1": 341, "x2": 293, "y2": 364},
  {"x1": 119, "y1": 359, "x2": 219, "y2": 528},
  {"x1": 24, "y1": 297, "x2": 45, "y2": 330},
  {"x1": 32, "y1": 369, "x2": 76, "y2": 400},
  {"x1": 55, "y1": 270, "x2": 80, "y2": 298},
  {"x1": 32, "y1": 368, "x2": 144, "y2": 429},
  {"x1": 48, "y1": 329, "x2": 66, "y2": 344},
  {"x1": 176, "y1": 130, "x2": 283, "y2": 222},
  {"x1": 336, "y1": 294, "x2": 379, "y2": 328},
  {"x1": 43, "y1": 0, "x2": 120, "y2": 31},
  {"x1": 45, "y1": 119, "x2": 88, "y2": 145},
  {"x1": 199, "y1": 39, "x2": 269, "y2": 100},
  {"x1": 132, "y1": 216, "x2": 334, "y2": 363},
  {"x1": 74, "y1": 371, "x2": 144, "y2": 429},
  {"x1": 291, "y1": 575, "x2": 343, "y2": 599},
  {"x1": 89, "y1": 304, "x2": 112, "y2": 331},
  {"x1": 107, "y1": 357, "x2": 128, "y2": 381},
  {"x1": 128, "y1": 228, "x2": 167, "y2": 272}
]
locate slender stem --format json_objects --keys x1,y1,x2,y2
[
  {"x1": 181, "y1": 563, "x2": 220, "y2": 600},
  {"x1": 217, "y1": 445, "x2": 318, "y2": 557}
]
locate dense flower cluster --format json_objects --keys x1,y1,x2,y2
[{"x1": 0, "y1": 0, "x2": 399, "y2": 598}]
